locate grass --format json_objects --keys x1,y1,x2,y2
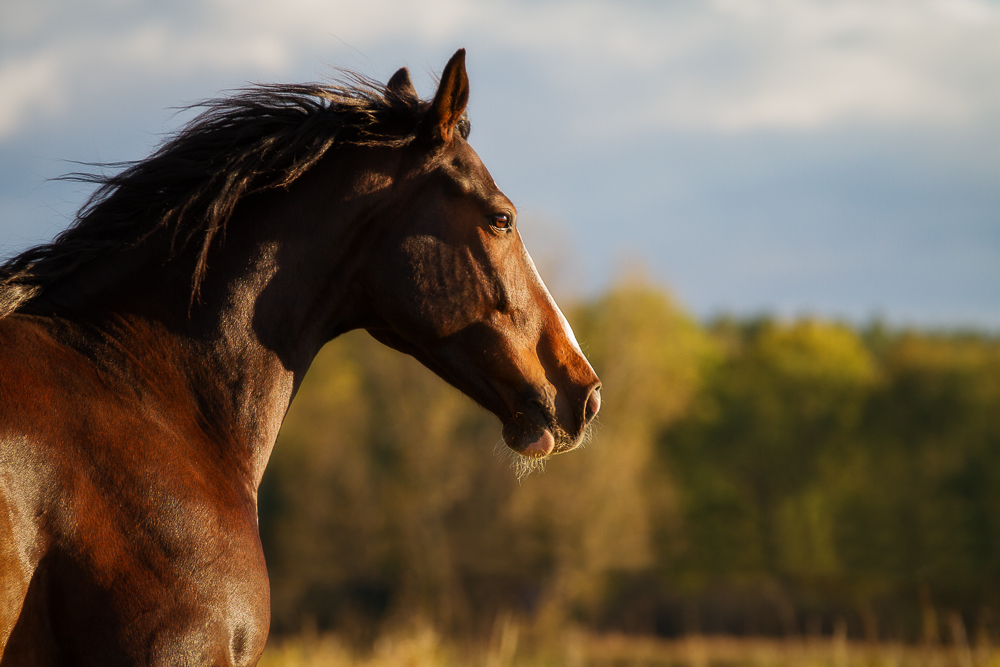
[{"x1": 258, "y1": 625, "x2": 1000, "y2": 667}]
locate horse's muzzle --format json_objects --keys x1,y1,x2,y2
[{"x1": 501, "y1": 382, "x2": 601, "y2": 458}]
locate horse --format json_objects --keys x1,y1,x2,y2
[{"x1": 0, "y1": 50, "x2": 600, "y2": 665}]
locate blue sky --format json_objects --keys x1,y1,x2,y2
[{"x1": 2, "y1": 0, "x2": 998, "y2": 328}]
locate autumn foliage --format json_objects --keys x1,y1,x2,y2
[{"x1": 259, "y1": 285, "x2": 1000, "y2": 644}]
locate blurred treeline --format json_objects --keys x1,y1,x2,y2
[{"x1": 259, "y1": 285, "x2": 1000, "y2": 646}]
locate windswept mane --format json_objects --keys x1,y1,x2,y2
[{"x1": 0, "y1": 74, "x2": 470, "y2": 317}]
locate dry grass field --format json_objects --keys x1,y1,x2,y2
[{"x1": 259, "y1": 626, "x2": 1000, "y2": 667}]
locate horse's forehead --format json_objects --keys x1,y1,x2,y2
[{"x1": 438, "y1": 141, "x2": 503, "y2": 197}]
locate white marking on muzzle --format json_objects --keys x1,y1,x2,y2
[{"x1": 522, "y1": 248, "x2": 584, "y2": 357}]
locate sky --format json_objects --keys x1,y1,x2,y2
[{"x1": 2, "y1": 0, "x2": 998, "y2": 328}]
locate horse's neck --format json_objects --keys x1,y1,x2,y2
[
  {"x1": 20, "y1": 224, "x2": 351, "y2": 492},
  {"x1": 150, "y1": 231, "x2": 369, "y2": 489},
  {"x1": 29, "y1": 150, "x2": 393, "y2": 488},
  {"x1": 25, "y1": 245, "x2": 302, "y2": 489}
]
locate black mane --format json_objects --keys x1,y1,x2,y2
[{"x1": 0, "y1": 75, "x2": 470, "y2": 317}]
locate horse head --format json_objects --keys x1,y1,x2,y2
[{"x1": 361, "y1": 51, "x2": 601, "y2": 461}]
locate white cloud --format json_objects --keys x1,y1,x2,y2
[
  {"x1": 0, "y1": 53, "x2": 64, "y2": 139},
  {"x1": 0, "y1": 0, "x2": 998, "y2": 140},
  {"x1": 1, "y1": 0, "x2": 997, "y2": 326},
  {"x1": 558, "y1": 0, "x2": 1000, "y2": 133}
]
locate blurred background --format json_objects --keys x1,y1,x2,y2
[{"x1": 3, "y1": 0, "x2": 999, "y2": 664}]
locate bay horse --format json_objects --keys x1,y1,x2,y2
[{"x1": 0, "y1": 50, "x2": 600, "y2": 665}]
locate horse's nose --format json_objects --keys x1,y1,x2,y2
[{"x1": 584, "y1": 386, "x2": 601, "y2": 424}]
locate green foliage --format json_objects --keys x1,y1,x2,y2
[
  {"x1": 663, "y1": 320, "x2": 876, "y2": 588},
  {"x1": 660, "y1": 319, "x2": 1000, "y2": 637},
  {"x1": 259, "y1": 284, "x2": 1000, "y2": 642}
]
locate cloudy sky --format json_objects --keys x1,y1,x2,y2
[{"x1": 2, "y1": 0, "x2": 998, "y2": 328}]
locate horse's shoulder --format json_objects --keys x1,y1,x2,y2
[
  {"x1": 0, "y1": 314, "x2": 268, "y2": 664},
  {"x1": 0, "y1": 314, "x2": 99, "y2": 376},
  {"x1": 0, "y1": 315, "x2": 112, "y2": 427}
]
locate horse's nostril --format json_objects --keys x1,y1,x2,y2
[{"x1": 585, "y1": 387, "x2": 601, "y2": 423}]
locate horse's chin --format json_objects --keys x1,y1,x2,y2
[
  {"x1": 507, "y1": 428, "x2": 555, "y2": 458},
  {"x1": 501, "y1": 422, "x2": 588, "y2": 460},
  {"x1": 498, "y1": 422, "x2": 592, "y2": 479}
]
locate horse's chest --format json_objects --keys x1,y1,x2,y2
[
  {"x1": 1, "y1": 320, "x2": 274, "y2": 663},
  {"x1": 3, "y1": 492, "x2": 271, "y2": 666},
  {"x1": 33, "y1": 474, "x2": 270, "y2": 666},
  {"x1": 92, "y1": 491, "x2": 271, "y2": 665}
]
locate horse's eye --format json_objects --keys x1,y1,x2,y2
[{"x1": 489, "y1": 213, "x2": 512, "y2": 232}]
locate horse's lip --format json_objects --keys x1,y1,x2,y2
[
  {"x1": 501, "y1": 421, "x2": 552, "y2": 457},
  {"x1": 429, "y1": 366, "x2": 564, "y2": 457},
  {"x1": 500, "y1": 396, "x2": 565, "y2": 458},
  {"x1": 517, "y1": 429, "x2": 555, "y2": 458},
  {"x1": 551, "y1": 438, "x2": 581, "y2": 455},
  {"x1": 464, "y1": 379, "x2": 587, "y2": 458}
]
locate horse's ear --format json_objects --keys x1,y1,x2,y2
[
  {"x1": 425, "y1": 49, "x2": 469, "y2": 144},
  {"x1": 386, "y1": 67, "x2": 417, "y2": 101}
]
